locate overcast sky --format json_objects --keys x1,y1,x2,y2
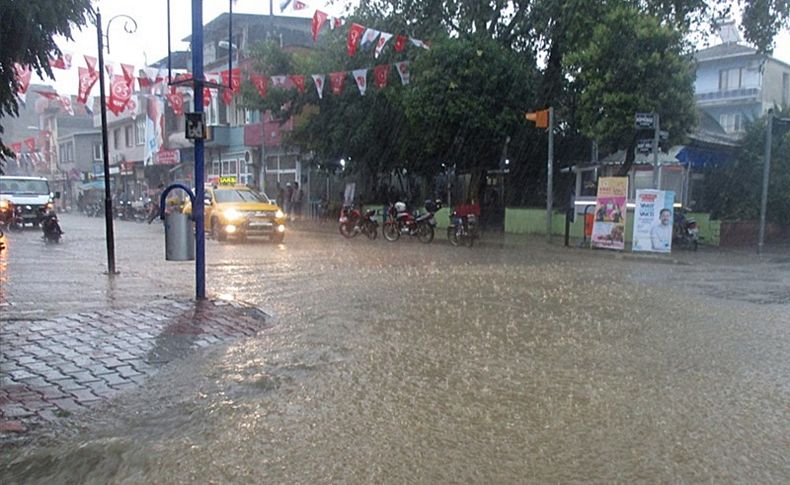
[{"x1": 35, "y1": 0, "x2": 790, "y2": 95}]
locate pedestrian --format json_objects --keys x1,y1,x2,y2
[
  {"x1": 147, "y1": 183, "x2": 164, "y2": 224},
  {"x1": 276, "y1": 182, "x2": 285, "y2": 209},
  {"x1": 285, "y1": 183, "x2": 293, "y2": 216},
  {"x1": 291, "y1": 181, "x2": 304, "y2": 221}
]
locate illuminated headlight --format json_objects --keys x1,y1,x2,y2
[
  {"x1": 225, "y1": 224, "x2": 237, "y2": 234},
  {"x1": 46, "y1": 202, "x2": 54, "y2": 210},
  {"x1": 275, "y1": 209, "x2": 284, "y2": 219},
  {"x1": 223, "y1": 208, "x2": 243, "y2": 220},
  {"x1": 0, "y1": 200, "x2": 8, "y2": 209},
  {"x1": 277, "y1": 224, "x2": 285, "y2": 233}
]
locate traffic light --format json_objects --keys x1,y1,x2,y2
[{"x1": 525, "y1": 109, "x2": 549, "y2": 128}]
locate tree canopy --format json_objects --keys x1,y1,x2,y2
[{"x1": 0, "y1": 0, "x2": 93, "y2": 162}]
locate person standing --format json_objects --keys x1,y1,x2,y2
[
  {"x1": 276, "y1": 182, "x2": 285, "y2": 209},
  {"x1": 284, "y1": 183, "x2": 293, "y2": 216},
  {"x1": 291, "y1": 181, "x2": 304, "y2": 221}
]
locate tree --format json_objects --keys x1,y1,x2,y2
[
  {"x1": 565, "y1": 6, "x2": 696, "y2": 176},
  {"x1": 0, "y1": 0, "x2": 93, "y2": 166},
  {"x1": 704, "y1": 109, "x2": 790, "y2": 225}
]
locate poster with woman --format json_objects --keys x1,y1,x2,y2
[
  {"x1": 632, "y1": 189, "x2": 675, "y2": 253},
  {"x1": 591, "y1": 177, "x2": 628, "y2": 250}
]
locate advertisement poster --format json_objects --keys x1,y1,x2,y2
[
  {"x1": 632, "y1": 189, "x2": 675, "y2": 253},
  {"x1": 591, "y1": 177, "x2": 628, "y2": 250}
]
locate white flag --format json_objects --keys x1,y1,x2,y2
[
  {"x1": 375, "y1": 33, "x2": 393, "y2": 58},
  {"x1": 271, "y1": 75, "x2": 288, "y2": 87},
  {"x1": 395, "y1": 61, "x2": 410, "y2": 85},
  {"x1": 312, "y1": 74, "x2": 325, "y2": 99},
  {"x1": 352, "y1": 69, "x2": 367, "y2": 96},
  {"x1": 360, "y1": 29, "x2": 380, "y2": 51}
]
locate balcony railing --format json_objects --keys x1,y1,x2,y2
[{"x1": 695, "y1": 87, "x2": 760, "y2": 102}]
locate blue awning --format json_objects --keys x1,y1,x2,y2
[{"x1": 675, "y1": 146, "x2": 735, "y2": 169}]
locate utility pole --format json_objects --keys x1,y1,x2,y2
[
  {"x1": 546, "y1": 107, "x2": 555, "y2": 242},
  {"x1": 653, "y1": 112, "x2": 660, "y2": 188},
  {"x1": 192, "y1": 0, "x2": 206, "y2": 298},
  {"x1": 757, "y1": 110, "x2": 773, "y2": 255}
]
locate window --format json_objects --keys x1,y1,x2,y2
[
  {"x1": 719, "y1": 68, "x2": 743, "y2": 91},
  {"x1": 113, "y1": 129, "x2": 121, "y2": 150},
  {"x1": 125, "y1": 126, "x2": 133, "y2": 147},
  {"x1": 221, "y1": 159, "x2": 238, "y2": 175},
  {"x1": 136, "y1": 120, "x2": 145, "y2": 145},
  {"x1": 211, "y1": 160, "x2": 221, "y2": 176},
  {"x1": 719, "y1": 113, "x2": 744, "y2": 133},
  {"x1": 93, "y1": 143, "x2": 102, "y2": 161}
]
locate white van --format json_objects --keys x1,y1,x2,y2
[{"x1": 0, "y1": 176, "x2": 57, "y2": 225}]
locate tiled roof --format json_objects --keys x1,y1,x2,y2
[{"x1": 695, "y1": 42, "x2": 757, "y2": 62}]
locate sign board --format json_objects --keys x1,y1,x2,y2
[
  {"x1": 635, "y1": 112, "x2": 655, "y2": 129},
  {"x1": 185, "y1": 112, "x2": 206, "y2": 140},
  {"x1": 120, "y1": 161, "x2": 135, "y2": 175},
  {"x1": 637, "y1": 139, "x2": 653, "y2": 154},
  {"x1": 632, "y1": 190, "x2": 674, "y2": 253},
  {"x1": 591, "y1": 177, "x2": 628, "y2": 251},
  {"x1": 155, "y1": 149, "x2": 180, "y2": 165},
  {"x1": 219, "y1": 176, "x2": 237, "y2": 185}
]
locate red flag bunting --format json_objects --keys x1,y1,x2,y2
[
  {"x1": 165, "y1": 93, "x2": 184, "y2": 116},
  {"x1": 203, "y1": 87, "x2": 212, "y2": 108},
  {"x1": 60, "y1": 95, "x2": 75, "y2": 116},
  {"x1": 394, "y1": 35, "x2": 408, "y2": 52},
  {"x1": 293, "y1": 1, "x2": 307, "y2": 9},
  {"x1": 395, "y1": 61, "x2": 410, "y2": 85},
  {"x1": 250, "y1": 74, "x2": 269, "y2": 98},
  {"x1": 108, "y1": 75, "x2": 132, "y2": 115},
  {"x1": 14, "y1": 64, "x2": 32, "y2": 94},
  {"x1": 77, "y1": 67, "x2": 99, "y2": 104},
  {"x1": 24, "y1": 137, "x2": 36, "y2": 152},
  {"x1": 11, "y1": 143, "x2": 22, "y2": 155},
  {"x1": 85, "y1": 55, "x2": 98, "y2": 73},
  {"x1": 312, "y1": 10, "x2": 328, "y2": 42},
  {"x1": 49, "y1": 54, "x2": 72, "y2": 70},
  {"x1": 374, "y1": 64, "x2": 390, "y2": 89},
  {"x1": 329, "y1": 71, "x2": 346, "y2": 96},
  {"x1": 347, "y1": 23, "x2": 365, "y2": 56},
  {"x1": 290, "y1": 75, "x2": 306, "y2": 94}
]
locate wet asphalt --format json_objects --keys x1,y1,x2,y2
[{"x1": 1, "y1": 214, "x2": 789, "y2": 483}]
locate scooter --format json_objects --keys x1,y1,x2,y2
[
  {"x1": 40, "y1": 209, "x2": 63, "y2": 243},
  {"x1": 673, "y1": 209, "x2": 699, "y2": 251},
  {"x1": 448, "y1": 203, "x2": 480, "y2": 247},
  {"x1": 339, "y1": 205, "x2": 378, "y2": 240}
]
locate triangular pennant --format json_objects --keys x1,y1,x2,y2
[
  {"x1": 121, "y1": 64, "x2": 136, "y2": 88},
  {"x1": 14, "y1": 64, "x2": 32, "y2": 94},
  {"x1": 360, "y1": 29, "x2": 380, "y2": 51},
  {"x1": 394, "y1": 35, "x2": 408, "y2": 52},
  {"x1": 293, "y1": 1, "x2": 307, "y2": 9},
  {"x1": 329, "y1": 71, "x2": 346, "y2": 96},
  {"x1": 84, "y1": 55, "x2": 98, "y2": 73},
  {"x1": 24, "y1": 137, "x2": 36, "y2": 152},
  {"x1": 347, "y1": 23, "x2": 365, "y2": 56},
  {"x1": 165, "y1": 93, "x2": 184, "y2": 115},
  {"x1": 312, "y1": 74, "x2": 325, "y2": 99},
  {"x1": 203, "y1": 87, "x2": 212, "y2": 108},
  {"x1": 312, "y1": 10, "x2": 328, "y2": 42},
  {"x1": 108, "y1": 75, "x2": 132, "y2": 114},
  {"x1": 271, "y1": 75, "x2": 288, "y2": 88},
  {"x1": 352, "y1": 69, "x2": 368, "y2": 96},
  {"x1": 409, "y1": 38, "x2": 430, "y2": 50},
  {"x1": 49, "y1": 53, "x2": 72, "y2": 70},
  {"x1": 77, "y1": 66, "x2": 99, "y2": 104},
  {"x1": 373, "y1": 64, "x2": 390, "y2": 89},
  {"x1": 250, "y1": 74, "x2": 269, "y2": 98},
  {"x1": 395, "y1": 61, "x2": 410, "y2": 85},
  {"x1": 60, "y1": 95, "x2": 75, "y2": 116},
  {"x1": 374, "y1": 33, "x2": 393, "y2": 58},
  {"x1": 290, "y1": 75, "x2": 306, "y2": 94}
]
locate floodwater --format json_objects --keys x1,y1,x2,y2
[{"x1": 2, "y1": 215, "x2": 789, "y2": 483}]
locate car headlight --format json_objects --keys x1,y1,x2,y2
[
  {"x1": 223, "y1": 208, "x2": 244, "y2": 220},
  {"x1": 275, "y1": 209, "x2": 284, "y2": 219},
  {"x1": 0, "y1": 200, "x2": 8, "y2": 210},
  {"x1": 46, "y1": 202, "x2": 54, "y2": 210}
]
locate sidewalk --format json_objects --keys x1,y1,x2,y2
[{"x1": 0, "y1": 298, "x2": 270, "y2": 437}]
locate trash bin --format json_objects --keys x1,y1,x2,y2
[{"x1": 164, "y1": 212, "x2": 195, "y2": 261}]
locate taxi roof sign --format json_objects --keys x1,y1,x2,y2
[{"x1": 219, "y1": 176, "x2": 237, "y2": 185}]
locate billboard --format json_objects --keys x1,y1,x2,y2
[
  {"x1": 591, "y1": 177, "x2": 628, "y2": 250},
  {"x1": 632, "y1": 190, "x2": 675, "y2": 253}
]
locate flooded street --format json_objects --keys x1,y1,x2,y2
[{"x1": 2, "y1": 214, "x2": 789, "y2": 483}]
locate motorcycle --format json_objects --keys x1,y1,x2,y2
[
  {"x1": 447, "y1": 203, "x2": 480, "y2": 247},
  {"x1": 673, "y1": 208, "x2": 699, "y2": 251},
  {"x1": 382, "y1": 200, "x2": 440, "y2": 243},
  {"x1": 339, "y1": 205, "x2": 378, "y2": 240},
  {"x1": 40, "y1": 209, "x2": 63, "y2": 243}
]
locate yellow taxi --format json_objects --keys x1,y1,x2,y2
[{"x1": 186, "y1": 184, "x2": 286, "y2": 242}]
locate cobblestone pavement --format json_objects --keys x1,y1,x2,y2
[{"x1": 0, "y1": 299, "x2": 270, "y2": 435}]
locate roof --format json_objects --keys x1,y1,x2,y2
[
  {"x1": 183, "y1": 13, "x2": 312, "y2": 42},
  {"x1": 695, "y1": 42, "x2": 757, "y2": 62}
]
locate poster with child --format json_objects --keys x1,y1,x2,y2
[{"x1": 591, "y1": 177, "x2": 628, "y2": 250}]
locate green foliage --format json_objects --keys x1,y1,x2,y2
[
  {"x1": 565, "y1": 6, "x2": 696, "y2": 173},
  {"x1": 0, "y1": 0, "x2": 93, "y2": 165},
  {"x1": 741, "y1": 0, "x2": 790, "y2": 54},
  {"x1": 704, "y1": 110, "x2": 790, "y2": 225}
]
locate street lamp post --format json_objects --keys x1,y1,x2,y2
[{"x1": 95, "y1": 9, "x2": 137, "y2": 275}]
